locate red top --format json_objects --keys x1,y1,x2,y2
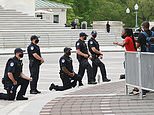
[{"x1": 124, "y1": 36, "x2": 136, "y2": 51}]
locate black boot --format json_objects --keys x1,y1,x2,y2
[
  {"x1": 79, "y1": 81, "x2": 84, "y2": 86},
  {"x1": 49, "y1": 83, "x2": 55, "y2": 91},
  {"x1": 16, "y1": 95, "x2": 28, "y2": 100}
]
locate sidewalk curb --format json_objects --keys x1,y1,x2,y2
[{"x1": 0, "y1": 47, "x2": 124, "y2": 55}]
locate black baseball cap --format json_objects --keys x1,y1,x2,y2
[
  {"x1": 79, "y1": 32, "x2": 88, "y2": 37},
  {"x1": 30, "y1": 35, "x2": 39, "y2": 41},
  {"x1": 14, "y1": 48, "x2": 25, "y2": 54},
  {"x1": 91, "y1": 30, "x2": 97, "y2": 35},
  {"x1": 64, "y1": 47, "x2": 72, "y2": 53}
]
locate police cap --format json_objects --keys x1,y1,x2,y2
[
  {"x1": 91, "y1": 30, "x2": 97, "y2": 35},
  {"x1": 14, "y1": 48, "x2": 25, "y2": 54},
  {"x1": 79, "y1": 32, "x2": 88, "y2": 37},
  {"x1": 64, "y1": 47, "x2": 72, "y2": 53},
  {"x1": 30, "y1": 35, "x2": 39, "y2": 41}
]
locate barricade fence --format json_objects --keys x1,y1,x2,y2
[{"x1": 125, "y1": 52, "x2": 154, "y2": 99}]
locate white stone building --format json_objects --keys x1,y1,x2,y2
[{"x1": 35, "y1": 0, "x2": 71, "y2": 26}]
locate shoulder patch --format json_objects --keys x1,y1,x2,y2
[
  {"x1": 77, "y1": 42, "x2": 80, "y2": 46},
  {"x1": 90, "y1": 41, "x2": 93, "y2": 45},
  {"x1": 31, "y1": 46, "x2": 34, "y2": 50},
  {"x1": 61, "y1": 59, "x2": 65, "y2": 63},
  {"x1": 10, "y1": 62, "x2": 14, "y2": 67}
]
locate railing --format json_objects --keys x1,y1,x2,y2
[{"x1": 125, "y1": 52, "x2": 154, "y2": 99}]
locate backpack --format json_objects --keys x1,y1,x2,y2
[{"x1": 142, "y1": 31, "x2": 154, "y2": 52}]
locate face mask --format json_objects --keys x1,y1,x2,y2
[
  {"x1": 35, "y1": 39, "x2": 39, "y2": 44},
  {"x1": 83, "y1": 36, "x2": 87, "y2": 40},
  {"x1": 19, "y1": 53, "x2": 24, "y2": 58},
  {"x1": 92, "y1": 35, "x2": 97, "y2": 38},
  {"x1": 66, "y1": 51, "x2": 71, "y2": 55},
  {"x1": 121, "y1": 34, "x2": 126, "y2": 39}
]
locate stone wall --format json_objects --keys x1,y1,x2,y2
[{"x1": 93, "y1": 21, "x2": 124, "y2": 37}]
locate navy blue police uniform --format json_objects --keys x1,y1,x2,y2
[
  {"x1": 49, "y1": 48, "x2": 81, "y2": 91},
  {"x1": 27, "y1": 41, "x2": 41, "y2": 93},
  {"x1": 88, "y1": 37, "x2": 110, "y2": 82},
  {"x1": 2, "y1": 56, "x2": 29, "y2": 100},
  {"x1": 76, "y1": 37, "x2": 95, "y2": 85}
]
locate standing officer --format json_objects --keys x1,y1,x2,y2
[
  {"x1": 49, "y1": 47, "x2": 81, "y2": 91},
  {"x1": 88, "y1": 31, "x2": 111, "y2": 82},
  {"x1": 76, "y1": 32, "x2": 97, "y2": 86},
  {"x1": 27, "y1": 35, "x2": 44, "y2": 94},
  {"x1": 1, "y1": 48, "x2": 32, "y2": 100}
]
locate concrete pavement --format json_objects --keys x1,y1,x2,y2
[
  {"x1": 2, "y1": 46, "x2": 153, "y2": 115},
  {"x1": 40, "y1": 81, "x2": 154, "y2": 115}
]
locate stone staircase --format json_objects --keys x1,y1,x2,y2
[{"x1": 0, "y1": 6, "x2": 122, "y2": 48}]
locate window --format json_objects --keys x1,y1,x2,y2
[
  {"x1": 36, "y1": 14, "x2": 43, "y2": 19},
  {"x1": 53, "y1": 15, "x2": 59, "y2": 23}
]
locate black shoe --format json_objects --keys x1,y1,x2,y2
[
  {"x1": 129, "y1": 91, "x2": 139, "y2": 95},
  {"x1": 16, "y1": 96, "x2": 28, "y2": 100},
  {"x1": 79, "y1": 82, "x2": 84, "y2": 86},
  {"x1": 71, "y1": 81, "x2": 77, "y2": 88},
  {"x1": 36, "y1": 89, "x2": 41, "y2": 94},
  {"x1": 120, "y1": 74, "x2": 125, "y2": 79},
  {"x1": 30, "y1": 90, "x2": 38, "y2": 94},
  {"x1": 142, "y1": 92, "x2": 146, "y2": 97},
  {"x1": 88, "y1": 81, "x2": 97, "y2": 84},
  {"x1": 49, "y1": 83, "x2": 55, "y2": 91},
  {"x1": 103, "y1": 78, "x2": 111, "y2": 82}
]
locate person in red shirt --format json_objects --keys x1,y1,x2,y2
[
  {"x1": 113, "y1": 28, "x2": 139, "y2": 95},
  {"x1": 113, "y1": 28, "x2": 137, "y2": 51}
]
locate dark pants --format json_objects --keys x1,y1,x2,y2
[
  {"x1": 29, "y1": 63, "x2": 40, "y2": 91},
  {"x1": 107, "y1": 28, "x2": 110, "y2": 33},
  {"x1": 2, "y1": 78, "x2": 29, "y2": 100},
  {"x1": 78, "y1": 59, "x2": 94, "y2": 83},
  {"x1": 92, "y1": 58, "x2": 107, "y2": 81},
  {"x1": 54, "y1": 73, "x2": 81, "y2": 91}
]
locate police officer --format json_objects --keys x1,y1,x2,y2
[
  {"x1": 1, "y1": 48, "x2": 32, "y2": 100},
  {"x1": 27, "y1": 35, "x2": 44, "y2": 94},
  {"x1": 76, "y1": 32, "x2": 97, "y2": 86},
  {"x1": 88, "y1": 31, "x2": 111, "y2": 82},
  {"x1": 49, "y1": 47, "x2": 81, "y2": 91}
]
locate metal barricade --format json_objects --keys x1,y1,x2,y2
[{"x1": 125, "y1": 52, "x2": 154, "y2": 99}]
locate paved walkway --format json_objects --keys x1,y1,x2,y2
[
  {"x1": 0, "y1": 47, "x2": 125, "y2": 115},
  {"x1": 40, "y1": 81, "x2": 154, "y2": 115},
  {"x1": 0, "y1": 47, "x2": 154, "y2": 115}
]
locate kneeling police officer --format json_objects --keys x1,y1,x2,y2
[
  {"x1": 1, "y1": 48, "x2": 32, "y2": 100},
  {"x1": 49, "y1": 47, "x2": 81, "y2": 91}
]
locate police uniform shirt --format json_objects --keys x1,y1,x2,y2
[
  {"x1": 27, "y1": 43, "x2": 41, "y2": 64},
  {"x1": 59, "y1": 55, "x2": 73, "y2": 74},
  {"x1": 76, "y1": 39, "x2": 89, "y2": 61},
  {"x1": 88, "y1": 38, "x2": 100, "y2": 56},
  {"x1": 137, "y1": 30, "x2": 152, "y2": 52},
  {"x1": 4, "y1": 57, "x2": 23, "y2": 82}
]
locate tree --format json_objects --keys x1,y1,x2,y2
[{"x1": 49, "y1": 0, "x2": 154, "y2": 27}]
